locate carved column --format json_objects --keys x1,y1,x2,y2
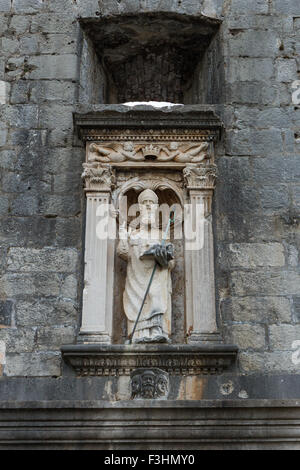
[
  {"x1": 78, "y1": 163, "x2": 116, "y2": 343},
  {"x1": 183, "y1": 164, "x2": 221, "y2": 343}
]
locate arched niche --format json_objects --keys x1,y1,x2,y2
[{"x1": 112, "y1": 180, "x2": 186, "y2": 344}]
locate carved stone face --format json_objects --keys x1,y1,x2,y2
[
  {"x1": 157, "y1": 375, "x2": 168, "y2": 396},
  {"x1": 131, "y1": 375, "x2": 141, "y2": 397},
  {"x1": 141, "y1": 370, "x2": 156, "y2": 398},
  {"x1": 138, "y1": 189, "x2": 158, "y2": 227}
]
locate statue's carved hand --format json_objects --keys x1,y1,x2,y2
[{"x1": 142, "y1": 243, "x2": 174, "y2": 268}]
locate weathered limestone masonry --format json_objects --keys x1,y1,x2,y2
[{"x1": 0, "y1": 0, "x2": 299, "y2": 449}]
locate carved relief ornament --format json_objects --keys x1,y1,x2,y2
[
  {"x1": 183, "y1": 164, "x2": 218, "y2": 190},
  {"x1": 82, "y1": 163, "x2": 116, "y2": 192},
  {"x1": 88, "y1": 141, "x2": 211, "y2": 164}
]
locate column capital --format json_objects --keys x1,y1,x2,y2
[
  {"x1": 183, "y1": 164, "x2": 217, "y2": 191},
  {"x1": 82, "y1": 163, "x2": 116, "y2": 193}
]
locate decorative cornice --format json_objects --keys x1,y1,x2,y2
[
  {"x1": 61, "y1": 344, "x2": 238, "y2": 377},
  {"x1": 73, "y1": 105, "x2": 223, "y2": 140}
]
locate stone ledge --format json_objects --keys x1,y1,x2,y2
[
  {"x1": 0, "y1": 400, "x2": 299, "y2": 450},
  {"x1": 61, "y1": 343, "x2": 238, "y2": 376},
  {"x1": 73, "y1": 104, "x2": 223, "y2": 136}
]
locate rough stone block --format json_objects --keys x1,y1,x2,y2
[
  {"x1": 12, "y1": 0, "x2": 43, "y2": 13},
  {"x1": 229, "y1": 0, "x2": 268, "y2": 14},
  {"x1": 0, "y1": 81, "x2": 10, "y2": 105},
  {"x1": 258, "y1": 185, "x2": 289, "y2": 211},
  {"x1": 0, "y1": 327, "x2": 36, "y2": 353},
  {"x1": 31, "y1": 80, "x2": 76, "y2": 104},
  {"x1": 272, "y1": 0, "x2": 300, "y2": 15},
  {"x1": 15, "y1": 298, "x2": 78, "y2": 327},
  {"x1": 224, "y1": 243, "x2": 285, "y2": 268},
  {"x1": 55, "y1": 217, "x2": 82, "y2": 248},
  {"x1": 269, "y1": 325, "x2": 300, "y2": 351},
  {"x1": 226, "y1": 324, "x2": 266, "y2": 350},
  {"x1": 10, "y1": 195, "x2": 39, "y2": 216},
  {"x1": 60, "y1": 274, "x2": 78, "y2": 300},
  {"x1": 239, "y1": 351, "x2": 300, "y2": 373},
  {"x1": 38, "y1": 33, "x2": 78, "y2": 55},
  {"x1": 37, "y1": 104, "x2": 74, "y2": 131},
  {"x1": 231, "y1": 271, "x2": 300, "y2": 296},
  {"x1": 7, "y1": 247, "x2": 79, "y2": 273},
  {"x1": 226, "y1": 129, "x2": 283, "y2": 156},
  {"x1": 27, "y1": 55, "x2": 78, "y2": 80},
  {"x1": 0, "y1": 272, "x2": 62, "y2": 297},
  {"x1": 230, "y1": 297, "x2": 292, "y2": 324},
  {"x1": 0, "y1": 0, "x2": 11, "y2": 12},
  {"x1": 9, "y1": 15, "x2": 30, "y2": 34},
  {"x1": 0, "y1": 300, "x2": 13, "y2": 326},
  {"x1": 39, "y1": 195, "x2": 81, "y2": 217},
  {"x1": 4, "y1": 352, "x2": 61, "y2": 376},
  {"x1": 18, "y1": 35, "x2": 39, "y2": 55},
  {"x1": 228, "y1": 30, "x2": 280, "y2": 58},
  {"x1": 0, "y1": 127, "x2": 7, "y2": 146},
  {"x1": 30, "y1": 14, "x2": 78, "y2": 34},
  {"x1": 227, "y1": 58, "x2": 274, "y2": 83},
  {"x1": 276, "y1": 59, "x2": 298, "y2": 82},
  {"x1": 10, "y1": 80, "x2": 30, "y2": 104},
  {"x1": 0, "y1": 216, "x2": 57, "y2": 248},
  {"x1": 1, "y1": 37, "x2": 19, "y2": 55},
  {"x1": 36, "y1": 326, "x2": 76, "y2": 351}
]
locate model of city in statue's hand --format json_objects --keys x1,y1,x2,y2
[{"x1": 117, "y1": 189, "x2": 175, "y2": 343}]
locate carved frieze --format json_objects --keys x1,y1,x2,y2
[
  {"x1": 131, "y1": 368, "x2": 169, "y2": 399},
  {"x1": 88, "y1": 141, "x2": 211, "y2": 164},
  {"x1": 82, "y1": 163, "x2": 116, "y2": 192},
  {"x1": 61, "y1": 344, "x2": 238, "y2": 377}
]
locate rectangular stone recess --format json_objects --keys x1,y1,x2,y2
[{"x1": 66, "y1": 104, "x2": 237, "y2": 379}]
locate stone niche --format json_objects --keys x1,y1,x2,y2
[
  {"x1": 61, "y1": 105, "x2": 237, "y2": 399},
  {"x1": 79, "y1": 12, "x2": 222, "y2": 103}
]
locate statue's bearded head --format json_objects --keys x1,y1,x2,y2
[{"x1": 138, "y1": 189, "x2": 158, "y2": 227}]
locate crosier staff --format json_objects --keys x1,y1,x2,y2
[{"x1": 127, "y1": 210, "x2": 175, "y2": 344}]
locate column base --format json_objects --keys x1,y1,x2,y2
[
  {"x1": 77, "y1": 331, "x2": 111, "y2": 344},
  {"x1": 187, "y1": 332, "x2": 223, "y2": 344}
]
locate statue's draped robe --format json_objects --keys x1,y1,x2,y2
[{"x1": 117, "y1": 228, "x2": 174, "y2": 342}]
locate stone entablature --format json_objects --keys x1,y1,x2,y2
[{"x1": 61, "y1": 344, "x2": 238, "y2": 377}]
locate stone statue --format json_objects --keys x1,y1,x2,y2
[{"x1": 117, "y1": 189, "x2": 175, "y2": 343}]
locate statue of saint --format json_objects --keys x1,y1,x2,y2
[{"x1": 117, "y1": 189, "x2": 175, "y2": 343}]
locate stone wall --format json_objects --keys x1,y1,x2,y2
[{"x1": 0, "y1": 0, "x2": 299, "y2": 385}]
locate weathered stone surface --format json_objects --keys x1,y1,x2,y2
[
  {"x1": 220, "y1": 243, "x2": 285, "y2": 268},
  {"x1": 15, "y1": 298, "x2": 78, "y2": 327},
  {"x1": 239, "y1": 351, "x2": 300, "y2": 374},
  {"x1": 0, "y1": 300, "x2": 13, "y2": 327},
  {"x1": 269, "y1": 325, "x2": 300, "y2": 351},
  {"x1": 226, "y1": 324, "x2": 266, "y2": 351},
  {"x1": 27, "y1": 55, "x2": 78, "y2": 80},
  {"x1": 230, "y1": 271, "x2": 300, "y2": 297},
  {"x1": 7, "y1": 247, "x2": 78, "y2": 273},
  {"x1": 225, "y1": 297, "x2": 292, "y2": 324},
  {"x1": 4, "y1": 352, "x2": 61, "y2": 376},
  {"x1": 0, "y1": 327, "x2": 36, "y2": 353},
  {"x1": 36, "y1": 326, "x2": 76, "y2": 351}
]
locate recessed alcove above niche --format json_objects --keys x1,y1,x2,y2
[{"x1": 79, "y1": 13, "x2": 223, "y2": 104}]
